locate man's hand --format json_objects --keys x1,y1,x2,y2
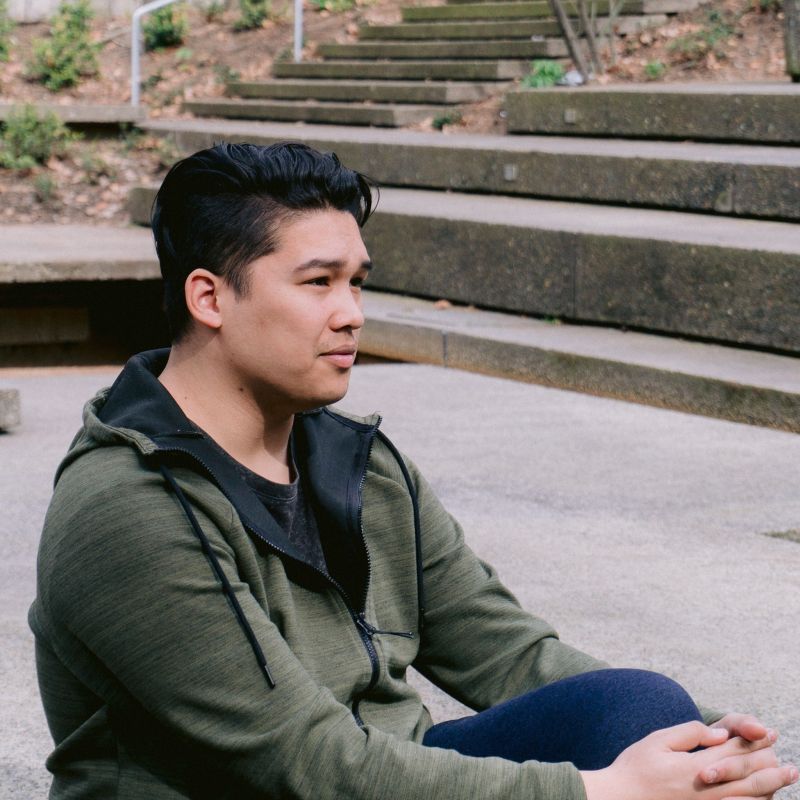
[{"x1": 581, "y1": 721, "x2": 799, "y2": 800}]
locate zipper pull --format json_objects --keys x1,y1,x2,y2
[{"x1": 355, "y1": 613, "x2": 414, "y2": 639}]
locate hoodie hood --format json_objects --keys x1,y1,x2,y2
[{"x1": 57, "y1": 347, "x2": 381, "y2": 610}]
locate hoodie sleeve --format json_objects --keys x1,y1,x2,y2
[
  {"x1": 34, "y1": 446, "x2": 588, "y2": 800},
  {"x1": 404, "y1": 457, "x2": 610, "y2": 710}
]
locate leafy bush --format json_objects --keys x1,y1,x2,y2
[
  {"x1": 521, "y1": 60, "x2": 565, "y2": 88},
  {"x1": 310, "y1": 0, "x2": 355, "y2": 11},
  {"x1": 26, "y1": 0, "x2": 100, "y2": 91},
  {"x1": 234, "y1": 0, "x2": 270, "y2": 30},
  {"x1": 143, "y1": 4, "x2": 188, "y2": 50},
  {"x1": 644, "y1": 59, "x2": 666, "y2": 80},
  {"x1": 204, "y1": 0, "x2": 225, "y2": 21},
  {"x1": 0, "y1": 104, "x2": 80, "y2": 170},
  {"x1": 0, "y1": 0, "x2": 16, "y2": 62}
]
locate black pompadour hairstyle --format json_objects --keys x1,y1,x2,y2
[{"x1": 151, "y1": 141, "x2": 376, "y2": 342}]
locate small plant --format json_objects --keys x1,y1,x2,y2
[
  {"x1": 521, "y1": 60, "x2": 565, "y2": 88},
  {"x1": 0, "y1": 0, "x2": 16, "y2": 62},
  {"x1": 26, "y1": 0, "x2": 100, "y2": 91},
  {"x1": 234, "y1": 0, "x2": 270, "y2": 30},
  {"x1": 755, "y1": 0, "x2": 781, "y2": 11},
  {"x1": 668, "y1": 9, "x2": 739, "y2": 65},
  {"x1": 213, "y1": 63, "x2": 241, "y2": 84},
  {"x1": 644, "y1": 59, "x2": 666, "y2": 80},
  {"x1": 431, "y1": 111, "x2": 462, "y2": 130},
  {"x1": 204, "y1": 0, "x2": 225, "y2": 21},
  {"x1": 33, "y1": 172, "x2": 57, "y2": 202},
  {"x1": 143, "y1": 4, "x2": 188, "y2": 51},
  {"x1": 0, "y1": 105, "x2": 80, "y2": 170},
  {"x1": 310, "y1": 0, "x2": 354, "y2": 11},
  {"x1": 79, "y1": 146, "x2": 115, "y2": 184}
]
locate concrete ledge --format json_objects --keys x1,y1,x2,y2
[
  {"x1": 318, "y1": 39, "x2": 568, "y2": 59},
  {"x1": 227, "y1": 80, "x2": 501, "y2": 104},
  {"x1": 139, "y1": 119, "x2": 800, "y2": 221},
  {"x1": 272, "y1": 60, "x2": 528, "y2": 81},
  {"x1": 506, "y1": 84, "x2": 800, "y2": 144},
  {"x1": 0, "y1": 103, "x2": 144, "y2": 126},
  {"x1": 126, "y1": 182, "x2": 800, "y2": 351},
  {"x1": 360, "y1": 292, "x2": 800, "y2": 434},
  {"x1": 0, "y1": 389, "x2": 21, "y2": 431},
  {"x1": 183, "y1": 99, "x2": 447, "y2": 127}
]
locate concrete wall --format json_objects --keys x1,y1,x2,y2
[{"x1": 7, "y1": 0, "x2": 206, "y2": 24}]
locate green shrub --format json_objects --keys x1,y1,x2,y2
[
  {"x1": 431, "y1": 111, "x2": 462, "y2": 130},
  {"x1": 0, "y1": 104, "x2": 80, "y2": 170},
  {"x1": 0, "y1": 0, "x2": 16, "y2": 62},
  {"x1": 668, "y1": 9, "x2": 739, "y2": 65},
  {"x1": 26, "y1": 0, "x2": 100, "y2": 91},
  {"x1": 234, "y1": 0, "x2": 270, "y2": 30},
  {"x1": 310, "y1": 0, "x2": 355, "y2": 11},
  {"x1": 644, "y1": 59, "x2": 666, "y2": 80},
  {"x1": 143, "y1": 4, "x2": 188, "y2": 50},
  {"x1": 521, "y1": 60, "x2": 565, "y2": 88}
]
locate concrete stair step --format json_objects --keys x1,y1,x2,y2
[
  {"x1": 318, "y1": 39, "x2": 568, "y2": 59},
  {"x1": 506, "y1": 83, "x2": 800, "y2": 144},
  {"x1": 0, "y1": 102, "x2": 144, "y2": 126},
  {"x1": 272, "y1": 60, "x2": 528, "y2": 80},
  {"x1": 360, "y1": 291, "x2": 800, "y2": 434},
  {"x1": 361, "y1": 16, "x2": 666, "y2": 40},
  {"x1": 362, "y1": 189, "x2": 800, "y2": 353},
  {"x1": 403, "y1": 0, "x2": 687, "y2": 21},
  {"x1": 227, "y1": 79, "x2": 504, "y2": 104},
  {"x1": 126, "y1": 175, "x2": 800, "y2": 351},
  {"x1": 139, "y1": 118, "x2": 800, "y2": 221},
  {"x1": 2, "y1": 223, "x2": 797, "y2": 431},
  {"x1": 182, "y1": 98, "x2": 450, "y2": 127}
]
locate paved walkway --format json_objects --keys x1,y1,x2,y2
[{"x1": 1, "y1": 364, "x2": 798, "y2": 798}]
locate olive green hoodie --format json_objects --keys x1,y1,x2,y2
[{"x1": 29, "y1": 350, "x2": 715, "y2": 799}]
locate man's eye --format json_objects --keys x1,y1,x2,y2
[
  {"x1": 307, "y1": 276, "x2": 329, "y2": 286},
  {"x1": 351, "y1": 276, "x2": 366, "y2": 288}
]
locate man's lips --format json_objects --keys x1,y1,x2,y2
[{"x1": 320, "y1": 346, "x2": 357, "y2": 368}]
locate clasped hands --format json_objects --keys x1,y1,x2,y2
[{"x1": 581, "y1": 713, "x2": 798, "y2": 800}]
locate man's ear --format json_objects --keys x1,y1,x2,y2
[{"x1": 184, "y1": 269, "x2": 224, "y2": 331}]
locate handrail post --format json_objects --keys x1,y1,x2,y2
[
  {"x1": 294, "y1": 0, "x2": 303, "y2": 62},
  {"x1": 131, "y1": 0, "x2": 184, "y2": 106}
]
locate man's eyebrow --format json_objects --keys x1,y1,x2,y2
[{"x1": 294, "y1": 258, "x2": 373, "y2": 272}]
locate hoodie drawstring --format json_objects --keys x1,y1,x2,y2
[{"x1": 159, "y1": 464, "x2": 276, "y2": 689}]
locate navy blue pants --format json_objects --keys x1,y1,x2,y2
[{"x1": 422, "y1": 668, "x2": 704, "y2": 769}]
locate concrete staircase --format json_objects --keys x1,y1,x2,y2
[
  {"x1": 182, "y1": 0, "x2": 698, "y2": 128},
  {"x1": 109, "y1": 78, "x2": 798, "y2": 434}
]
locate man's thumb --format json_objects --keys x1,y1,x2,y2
[{"x1": 661, "y1": 721, "x2": 729, "y2": 752}]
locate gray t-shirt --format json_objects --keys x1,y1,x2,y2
[{"x1": 200, "y1": 431, "x2": 328, "y2": 576}]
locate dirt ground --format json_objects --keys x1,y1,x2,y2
[{"x1": 0, "y1": 0, "x2": 790, "y2": 226}]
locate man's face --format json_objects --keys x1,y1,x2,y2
[{"x1": 215, "y1": 208, "x2": 371, "y2": 416}]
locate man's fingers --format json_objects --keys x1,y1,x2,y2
[
  {"x1": 700, "y1": 747, "x2": 779, "y2": 784},
  {"x1": 716, "y1": 765, "x2": 799, "y2": 799},
  {"x1": 661, "y1": 721, "x2": 729, "y2": 751}
]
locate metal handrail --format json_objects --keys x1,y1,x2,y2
[{"x1": 131, "y1": 0, "x2": 306, "y2": 107}]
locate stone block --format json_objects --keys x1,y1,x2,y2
[
  {"x1": 443, "y1": 334, "x2": 800, "y2": 432},
  {"x1": 361, "y1": 213, "x2": 576, "y2": 320},
  {"x1": 360, "y1": 318, "x2": 446, "y2": 365},
  {"x1": 506, "y1": 87, "x2": 800, "y2": 144},
  {"x1": 0, "y1": 390, "x2": 21, "y2": 431},
  {"x1": 574, "y1": 236, "x2": 800, "y2": 351}
]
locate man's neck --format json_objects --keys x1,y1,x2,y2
[{"x1": 158, "y1": 344, "x2": 294, "y2": 484}]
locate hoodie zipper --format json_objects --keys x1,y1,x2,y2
[{"x1": 158, "y1": 423, "x2": 414, "y2": 727}]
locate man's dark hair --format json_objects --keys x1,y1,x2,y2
[{"x1": 151, "y1": 141, "x2": 376, "y2": 342}]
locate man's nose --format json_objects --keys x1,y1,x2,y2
[{"x1": 331, "y1": 286, "x2": 365, "y2": 331}]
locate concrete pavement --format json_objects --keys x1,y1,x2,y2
[{"x1": 1, "y1": 363, "x2": 798, "y2": 798}]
